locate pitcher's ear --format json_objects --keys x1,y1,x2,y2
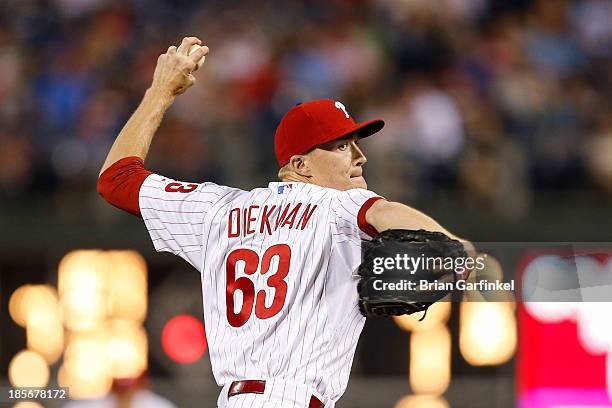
[{"x1": 289, "y1": 154, "x2": 312, "y2": 177}]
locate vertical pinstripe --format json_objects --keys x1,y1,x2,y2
[{"x1": 139, "y1": 175, "x2": 381, "y2": 405}]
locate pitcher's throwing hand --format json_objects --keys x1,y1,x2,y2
[{"x1": 150, "y1": 36, "x2": 209, "y2": 97}]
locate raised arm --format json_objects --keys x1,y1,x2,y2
[
  {"x1": 99, "y1": 36, "x2": 209, "y2": 175},
  {"x1": 97, "y1": 36, "x2": 209, "y2": 217}
]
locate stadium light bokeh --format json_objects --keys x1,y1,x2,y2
[
  {"x1": 9, "y1": 284, "x2": 64, "y2": 364},
  {"x1": 8, "y1": 249, "x2": 149, "y2": 400},
  {"x1": 12, "y1": 402, "x2": 44, "y2": 408},
  {"x1": 8, "y1": 284, "x2": 30, "y2": 327},
  {"x1": 59, "y1": 250, "x2": 108, "y2": 331},
  {"x1": 60, "y1": 330, "x2": 113, "y2": 399},
  {"x1": 27, "y1": 312, "x2": 64, "y2": 364},
  {"x1": 161, "y1": 314, "x2": 207, "y2": 363},
  {"x1": 106, "y1": 250, "x2": 147, "y2": 322},
  {"x1": 460, "y1": 302, "x2": 516, "y2": 366},
  {"x1": 106, "y1": 319, "x2": 148, "y2": 378},
  {"x1": 8, "y1": 350, "x2": 49, "y2": 387},
  {"x1": 395, "y1": 395, "x2": 450, "y2": 408},
  {"x1": 409, "y1": 325, "x2": 451, "y2": 395},
  {"x1": 394, "y1": 302, "x2": 451, "y2": 332}
]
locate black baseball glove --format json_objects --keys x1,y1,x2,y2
[{"x1": 357, "y1": 229, "x2": 468, "y2": 317}]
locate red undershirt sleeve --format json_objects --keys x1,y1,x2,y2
[
  {"x1": 357, "y1": 196, "x2": 384, "y2": 237},
  {"x1": 97, "y1": 157, "x2": 153, "y2": 217},
  {"x1": 331, "y1": 189, "x2": 384, "y2": 242}
]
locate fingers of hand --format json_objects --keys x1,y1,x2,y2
[
  {"x1": 175, "y1": 75, "x2": 196, "y2": 95},
  {"x1": 188, "y1": 74, "x2": 196, "y2": 86},
  {"x1": 189, "y1": 45, "x2": 209, "y2": 63},
  {"x1": 177, "y1": 36, "x2": 201, "y2": 55},
  {"x1": 180, "y1": 58, "x2": 197, "y2": 74},
  {"x1": 164, "y1": 48, "x2": 197, "y2": 74},
  {"x1": 156, "y1": 38, "x2": 203, "y2": 95}
]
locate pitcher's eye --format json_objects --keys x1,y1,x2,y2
[{"x1": 338, "y1": 142, "x2": 349, "y2": 151}]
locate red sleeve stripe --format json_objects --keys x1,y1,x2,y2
[
  {"x1": 97, "y1": 156, "x2": 152, "y2": 217},
  {"x1": 357, "y1": 196, "x2": 384, "y2": 237}
]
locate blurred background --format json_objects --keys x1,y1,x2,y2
[{"x1": 1, "y1": 0, "x2": 612, "y2": 407}]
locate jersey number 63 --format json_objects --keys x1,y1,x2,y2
[{"x1": 225, "y1": 244, "x2": 290, "y2": 328}]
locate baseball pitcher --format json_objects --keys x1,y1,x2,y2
[{"x1": 98, "y1": 37, "x2": 469, "y2": 408}]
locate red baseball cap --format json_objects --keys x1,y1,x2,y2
[{"x1": 274, "y1": 99, "x2": 385, "y2": 167}]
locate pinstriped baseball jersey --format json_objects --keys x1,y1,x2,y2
[{"x1": 139, "y1": 175, "x2": 381, "y2": 403}]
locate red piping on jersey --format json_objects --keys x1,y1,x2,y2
[
  {"x1": 97, "y1": 156, "x2": 152, "y2": 217},
  {"x1": 357, "y1": 196, "x2": 383, "y2": 237}
]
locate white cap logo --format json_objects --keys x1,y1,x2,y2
[{"x1": 334, "y1": 101, "x2": 349, "y2": 118}]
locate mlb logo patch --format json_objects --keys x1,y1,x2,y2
[{"x1": 278, "y1": 184, "x2": 293, "y2": 194}]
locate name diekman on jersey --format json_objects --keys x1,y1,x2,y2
[{"x1": 227, "y1": 189, "x2": 317, "y2": 238}]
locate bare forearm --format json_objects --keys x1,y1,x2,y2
[
  {"x1": 99, "y1": 37, "x2": 208, "y2": 176},
  {"x1": 366, "y1": 201, "x2": 451, "y2": 234},
  {"x1": 365, "y1": 200, "x2": 477, "y2": 257},
  {"x1": 99, "y1": 88, "x2": 174, "y2": 175}
]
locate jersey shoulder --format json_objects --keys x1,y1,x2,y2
[{"x1": 262, "y1": 182, "x2": 377, "y2": 201}]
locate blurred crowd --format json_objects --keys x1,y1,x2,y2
[{"x1": 2, "y1": 0, "x2": 612, "y2": 217}]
